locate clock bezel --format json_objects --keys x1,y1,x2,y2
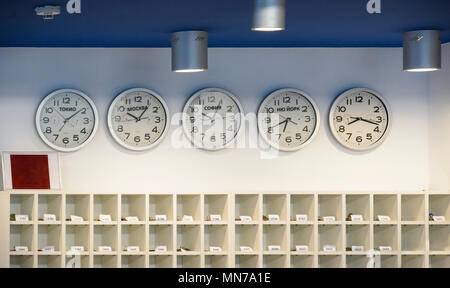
[
  {"x1": 257, "y1": 88, "x2": 321, "y2": 152},
  {"x1": 107, "y1": 88, "x2": 170, "y2": 151},
  {"x1": 35, "y1": 89, "x2": 99, "y2": 153},
  {"x1": 329, "y1": 87, "x2": 392, "y2": 152},
  {"x1": 182, "y1": 88, "x2": 244, "y2": 151}
]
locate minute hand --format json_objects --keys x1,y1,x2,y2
[
  {"x1": 66, "y1": 109, "x2": 84, "y2": 121},
  {"x1": 360, "y1": 118, "x2": 379, "y2": 125}
]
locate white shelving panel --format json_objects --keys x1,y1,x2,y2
[{"x1": 2, "y1": 191, "x2": 449, "y2": 268}]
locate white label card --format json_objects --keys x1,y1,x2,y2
[
  {"x1": 268, "y1": 214, "x2": 280, "y2": 221},
  {"x1": 296, "y1": 245, "x2": 309, "y2": 252},
  {"x1": 296, "y1": 214, "x2": 308, "y2": 222},
  {"x1": 98, "y1": 246, "x2": 112, "y2": 252},
  {"x1": 268, "y1": 245, "x2": 281, "y2": 251},
  {"x1": 352, "y1": 246, "x2": 364, "y2": 252},
  {"x1": 15, "y1": 215, "x2": 29, "y2": 222},
  {"x1": 379, "y1": 246, "x2": 392, "y2": 252},
  {"x1": 323, "y1": 216, "x2": 336, "y2": 222},
  {"x1": 15, "y1": 246, "x2": 28, "y2": 252},
  {"x1": 44, "y1": 214, "x2": 57, "y2": 221},
  {"x1": 70, "y1": 246, "x2": 85, "y2": 252},
  {"x1": 350, "y1": 215, "x2": 363, "y2": 221},
  {"x1": 210, "y1": 246, "x2": 222, "y2": 252},
  {"x1": 240, "y1": 246, "x2": 253, "y2": 252},
  {"x1": 377, "y1": 215, "x2": 391, "y2": 222},
  {"x1": 125, "y1": 216, "x2": 139, "y2": 222},
  {"x1": 239, "y1": 216, "x2": 252, "y2": 222},
  {"x1": 70, "y1": 215, "x2": 84, "y2": 222},
  {"x1": 155, "y1": 215, "x2": 167, "y2": 221},
  {"x1": 323, "y1": 245, "x2": 336, "y2": 252},
  {"x1": 155, "y1": 246, "x2": 167, "y2": 252},
  {"x1": 43, "y1": 246, "x2": 55, "y2": 252},
  {"x1": 182, "y1": 215, "x2": 194, "y2": 222},
  {"x1": 99, "y1": 214, "x2": 112, "y2": 222},
  {"x1": 126, "y1": 246, "x2": 140, "y2": 252},
  {"x1": 210, "y1": 214, "x2": 222, "y2": 221},
  {"x1": 433, "y1": 216, "x2": 446, "y2": 222}
]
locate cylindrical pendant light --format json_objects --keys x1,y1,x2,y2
[
  {"x1": 252, "y1": 0, "x2": 286, "y2": 31},
  {"x1": 403, "y1": 30, "x2": 441, "y2": 72},
  {"x1": 171, "y1": 31, "x2": 208, "y2": 72}
]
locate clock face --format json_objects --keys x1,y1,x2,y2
[
  {"x1": 258, "y1": 89, "x2": 320, "y2": 151},
  {"x1": 36, "y1": 89, "x2": 98, "y2": 152},
  {"x1": 182, "y1": 88, "x2": 243, "y2": 151},
  {"x1": 329, "y1": 88, "x2": 391, "y2": 151},
  {"x1": 107, "y1": 88, "x2": 169, "y2": 151}
]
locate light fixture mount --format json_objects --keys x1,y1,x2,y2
[
  {"x1": 403, "y1": 30, "x2": 441, "y2": 72},
  {"x1": 171, "y1": 31, "x2": 208, "y2": 73},
  {"x1": 252, "y1": 0, "x2": 286, "y2": 32}
]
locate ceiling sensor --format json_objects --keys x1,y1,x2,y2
[{"x1": 35, "y1": 5, "x2": 61, "y2": 20}]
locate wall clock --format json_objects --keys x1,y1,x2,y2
[
  {"x1": 36, "y1": 89, "x2": 99, "y2": 152},
  {"x1": 329, "y1": 88, "x2": 391, "y2": 151},
  {"x1": 182, "y1": 88, "x2": 244, "y2": 151},
  {"x1": 107, "y1": 88, "x2": 170, "y2": 151},
  {"x1": 257, "y1": 88, "x2": 321, "y2": 151}
]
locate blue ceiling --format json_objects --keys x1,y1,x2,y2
[{"x1": 0, "y1": 0, "x2": 449, "y2": 47}]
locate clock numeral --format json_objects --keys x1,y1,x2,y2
[
  {"x1": 285, "y1": 136, "x2": 292, "y2": 143},
  {"x1": 53, "y1": 134, "x2": 59, "y2": 141},
  {"x1": 62, "y1": 137, "x2": 70, "y2": 145},
  {"x1": 210, "y1": 136, "x2": 216, "y2": 143},
  {"x1": 152, "y1": 127, "x2": 158, "y2": 133},
  {"x1": 80, "y1": 128, "x2": 87, "y2": 134},
  {"x1": 266, "y1": 107, "x2": 274, "y2": 113},
  {"x1": 265, "y1": 117, "x2": 271, "y2": 124},
  {"x1": 227, "y1": 106, "x2": 233, "y2": 113},
  {"x1": 227, "y1": 126, "x2": 233, "y2": 132},
  {"x1": 81, "y1": 108, "x2": 87, "y2": 114},
  {"x1": 134, "y1": 136, "x2": 141, "y2": 143},
  {"x1": 192, "y1": 126, "x2": 198, "y2": 133},
  {"x1": 46, "y1": 107, "x2": 54, "y2": 114},
  {"x1": 376, "y1": 116, "x2": 383, "y2": 123},
  {"x1": 346, "y1": 99, "x2": 353, "y2": 105},
  {"x1": 208, "y1": 96, "x2": 215, "y2": 103},
  {"x1": 301, "y1": 106, "x2": 308, "y2": 112},
  {"x1": 45, "y1": 127, "x2": 52, "y2": 134},
  {"x1": 152, "y1": 107, "x2": 159, "y2": 113},
  {"x1": 338, "y1": 126, "x2": 345, "y2": 133},
  {"x1": 155, "y1": 117, "x2": 161, "y2": 123},
  {"x1": 283, "y1": 97, "x2": 291, "y2": 104},
  {"x1": 303, "y1": 126, "x2": 309, "y2": 132},
  {"x1": 305, "y1": 116, "x2": 311, "y2": 122},
  {"x1": 125, "y1": 133, "x2": 130, "y2": 140},
  {"x1": 43, "y1": 117, "x2": 50, "y2": 124},
  {"x1": 374, "y1": 126, "x2": 380, "y2": 133},
  {"x1": 346, "y1": 133, "x2": 352, "y2": 140},
  {"x1": 118, "y1": 106, "x2": 125, "y2": 112},
  {"x1": 83, "y1": 118, "x2": 89, "y2": 124},
  {"x1": 135, "y1": 96, "x2": 142, "y2": 103},
  {"x1": 145, "y1": 134, "x2": 151, "y2": 141},
  {"x1": 356, "y1": 136, "x2": 363, "y2": 143},
  {"x1": 114, "y1": 116, "x2": 121, "y2": 122},
  {"x1": 296, "y1": 133, "x2": 302, "y2": 140},
  {"x1": 374, "y1": 106, "x2": 380, "y2": 113},
  {"x1": 337, "y1": 106, "x2": 346, "y2": 113},
  {"x1": 267, "y1": 127, "x2": 273, "y2": 134},
  {"x1": 335, "y1": 116, "x2": 343, "y2": 123},
  {"x1": 63, "y1": 97, "x2": 70, "y2": 104},
  {"x1": 355, "y1": 96, "x2": 363, "y2": 103},
  {"x1": 274, "y1": 100, "x2": 280, "y2": 106},
  {"x1": 366, "y1": 133, "x2": 373, "y2": 141},
  {"x1": 117, "y1": 125, "x2": 123, "y2": 132},
  {"x1": 73, "y1": 135, "x2": 79, "y2": 142}
]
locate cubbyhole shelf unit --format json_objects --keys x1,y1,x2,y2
[{"x1": 3, "y1": 191, "x2": 450, "y2": 268}]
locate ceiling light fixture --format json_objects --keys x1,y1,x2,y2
[
  {"x1": 252, "y1": 0, "x2": 286, "y2": 32},
  {"x1": 171, "y1": 31, "x2": 208, "y2": 73},
  {"x1": 403, "y1": 30, "x2": 441, "y2": 72}
]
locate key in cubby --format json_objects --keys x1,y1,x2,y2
[
  {"x1": 121, "y1": 195, "x2": 146, "y2": 222},
  {"x1": 176, "y1": 225, "x2": 201, "y2": 252},
  {"x1": 345, "y1": 194, "x2": 369, "y2": 221},
  {"x1": 65, "y1": 195, "x2": 90, "y2": 222},
  {"x1": 177, "y1": 195, "x2": 200, "y2": 222},
  {"x1": 429, "y1": 195, "x2": 450, "y2": 221},
  {"x1": 263, "y1": 194, "x2": 287, "y2": 222},
  {"x1": 373, "y1": 194, "x2": 397, "y2": 222},
  {"x1": 235, "y1": 194, "x2": 259, "y2": 222},
  {"x1": 38, "y1": 194, "x2": 61, "y2": 221},
  {"x1": 10, "y1": 194, "x2": 34, "y2": 221},
  {"x1": 318, "y1": 195, "x2": 342, "y2": 221},
  {"x1": 93, "y1": 195, "x2": 118, "y2": 222},
  {"x1": 204, "y1": 194, "x2": 228, "y2": 221}
]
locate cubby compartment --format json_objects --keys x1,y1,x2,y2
[
  {"x1": 401, "y1": 195, "x2": 425, "y2": 221},
  {"x1": 380, "y1": 255, "x2": 398, "y2": 268},
  {"x1": 121, "y1": 225, "x2": 146, "y2": 252},
  {"x1": 204, "y1": 194, "x2": 228, "y2": 221},
  {"x1": 10, "y1": 224, "x2": 33, "y2": 252},
  {"x1": 177, "y1": 195, "x2": 201, "y2": 222},
  {"x1": 263, "y1": 194, "x2": 287, "y2": 222},
  {"x1": 373, "y1": 194, "x2": 397, "y2": 222},
  {"x1": 121, "y1": 255, "x2": 146, "y2": 268},
  {"x1": 149, "y1": 255, "x2": 173, "y2": 268},
  {"x1": 205, "y1": 225, "x2": 228, "y2": 252},
  {"x1": 66, "y1": 225, "x2": 89, "y2": 252},
  {"x1": 429, "y1": 256, "x2": 450, "y2": 268},
  {"x1": 263, "y1": 255, "x2": 288, "y2": 268},
  {"x1": 318, "y1": 195, "x2": 342, "y2": 221},
  {"x1": 235, "y1": 194, "x2": 259, "y2": 222},
  {"x1": 38, "y1": 225, "x2": 61, "y2": 252},
  {"x1": 291, "y1": 255, "x2": 314, "y2": 268},
  {"x1": 290, "y1": 194, "x2": 314, "y2": 222},
  {"x1": 94, "y1": 255, "x2": 117, "y2": 268},
  {"x1": 121, "y1": 195, "x2": 146, "y2": 222},
  {"x1": 401, "y1": 255, "x2": 426, "y2": 268},
  {"x1": 318, "y1": 255, "x2": 342, "y2": 268},
  {"x1": 177, "y1": 255, "x2": 200, "y2": 268},
  {"x1": 10, "y1": 194, "x2": 34, "y2": 221},
  {"x1": 346, "y1": 255, "x2": 370, "y2": 268},
  {"x1": 318, "y1": 225, "x2": 343, "y2": 252},
  {"x1": 205, "y1": 255, "x2": 228, "y2": 268},
  {"x1": 346, "y1": 225, "x2": 370, "y2": 252},
  {"x1": 149, "y1": 225, "x2": 173, "y2": 252},
  {"x1": 429, "y1": 195, "x2": 450, "y2": 221},
  {"x1": 263, "y1": 225, "x2": 287, "y2": 252},
  {"x1": 38, "y1": 256, "x2": 61, "y2": 268},
  {"x1": 235, "y1": 255, "x2": 259, "y2": 268},
  {"x1": 291, "y1": 224, "x2": 314, "y2": 252},
  {"x1": 429, "y1": 225, "x2": 450, "y2": 252},
  {"x1": 235, "y1": 224, "x2": 259, "y2": 252},
  {"x1": 38, "y1": 194, "x2": 61, "y2": 221},
  {"x1": 345, "y1": 194, "x2": 369, "y2": 221},
  {"x1": 177, "y1": 225, "x2": 201, "y2": 252},
  {"x1": 93, "y1": 195, "x2": 118, "y2": 221},
  {"x1": 401, "y1": 225, "x2": 425, "y2": 252},
  {"x1": 10, "y1": 255, "x2": 34, "y2": 268},
  {"x1": 374, "y1": 225, "x2": 398, "y2": 252},
  {"x1": 65, "y1": 255, "x2": 90, "y2": 268},
  {"x1": 94, "y1": 225, "x2": 117, "y2": 252},
  {"x1": 65, "y1": 195, "x2": 90, "y2": 222},
  {"x1": 149, "y1": 195, "x2": 173, "y2": 221}
]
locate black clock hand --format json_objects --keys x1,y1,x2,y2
[
  {"x1": 282, "y1": 119, "x2": 289, "y2": 133},
  {"x1": 127, "y1": 112, "x2": 139, "y2": 122},
  {"x1": 348, "y1": 118, "x2": 360, "y2": 125},
  {"x1": 270, "y1": 119, "x2": 289, "y2": 129},
  {"x1": 279, "y1": 115, "x2": 298, "y2": 125},
  {"x1": 360, "y1": 118, "x2": 379, "y2": 126},
  {"x1": 66, "y1": 108, "x2": 85, "y2": 122},
  {"x1": 137, "y1": 106, "x2": 149, "y2": 121}
]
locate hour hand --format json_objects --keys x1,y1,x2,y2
[
  {"x1": 360, "y1": 118, "x2": 379, "y2": 126},
  {"x1": 127, "y1": 113, "x2": 139, "y2": 122}
]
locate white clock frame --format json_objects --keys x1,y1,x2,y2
[
  {"x1": 35, "y1": 89, "x2": 99, "y2": 152},
  {"x1": 107, "y1": 88, "x2": 170, "y2": 151},
  {"x1": 182, "y1": 88, "x2": 244, "y2": 151},
  {"x1": 329, "y1": 88, "x2": 392, "y2": 152},
  {"x1": 257, "y1": 88, "x2": 321, "y2": 152}
]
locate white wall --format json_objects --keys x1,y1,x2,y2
[
  {"x1": 429, "y1": 43, "x2": 450, "y2": 192},
  {"x1": 0, "y1": 47, "x2": 430, "y2": 193}
]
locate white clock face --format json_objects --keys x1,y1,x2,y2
[
  {"x1": 107, "y1": 88, "x2": 169, "y2": 151},
  {"x1": 182, "y1": 88, "x2": 243, "y2": 151},
  {"x1": 36, "y1": 89, "x2": 98, "y2": 152},
  {"x1": 258, "y1": 89, "x2": 320, "y2": 151},
  {"x1": 329, "y1": 88, "x2": 391, "y2": 151}
]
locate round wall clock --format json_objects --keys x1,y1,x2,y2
[
  {"x1": 107, "y1": 88, "x2": 170, "y2": 151},
  {"x1": 36, "y1": 89, "x2": 99, "y2": 152},
  {"x1": 329, "y1": 88, "x2": 391, "y2": 151},
  {"x1": 257, "y1": 88, "x2": 321, "y2": 152},
  {"x1": 182, "y1": 88, "x2": 244, "y2": 151}
]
